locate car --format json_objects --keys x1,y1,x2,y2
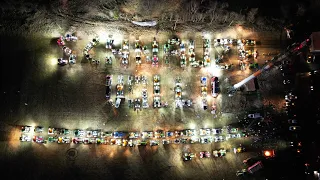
[
  {"x1": 73, "y1": 137, "x2": 84, "y2": 144},
  {"x1": 174, "y1": 138, "x2": 181, "y2": 144},
  {"x1": 109, "y1": 139, "x2": 116, "y2": 145},
  {"x1": 141, "y1": 75, "x2": 147, "y2": 85},
  {"x1": 122, "y1": 40, "x2": 129, "y2": 50},
  {"x1": 154, "y1": 85, "x2": 160, "y2": 96},
  {"x1": 69, "y1": 54, "x2": 76, "y2": 64},
  {"x1": 199, "y1": 151, "x2": 211, "y2": 158},
  {"x1": 162, "y1": 139, "x2": 170, "y2": 144},
  {"x1": 203, "y1": 55, "x2": 210, "y2": 66},
  {"x1": 153, "y1": 75, "x2": 160, "y2": 85},
  {"x1": 106, "y1": 85, "x2": 111, "y2": 99},
  {"x1": 211, "y1": 77, "x2": 219, "y2": 97},
  {"x1": 174, "y1": 130, "x2": 183, "y2": 137},
  {"x1": 142, "y1": 131, "x2": 153, "y2": 138},
  {"x1": 142, "y1": 97, "x2": 148, "y2": 108},
  {"x1": 57, "y1": 137, "x2": 63, "y2": 144},
  {"x1": 228, "y1": 128, "x2": 239, "y2": 133},
  {"x1": 183, "y1": 152, "x2": 195, "y2": 161},
  {"x1": 96, "y1": 138, "x2": 105, "y2": 145},
  {"x1": 213, "y1": 148, "x2": 226, "y2": 157},
  {"x1": 214, "y1": 135, "x2": 225, "y2": 142},
  {"x1": 180, "y1": 42, "x2": 186, "y2": 54},
  {"x1": 48, "y1": 127, "x2": 55, "y2": 135},
  {"x1": 58, "y1": 58, "x2": 68, "y2": 65},
  {"x1": 200, "y1": 137, "x2": 213, "y2": 144},
  {"x1": 92, "y1": 130, "x2": 100, "y2": 137},
  {"x1": 181, "y1": 99, "x2": 192, "y2": 107},
  {"x1": 113, "y1": 131, "x2": 125, "y2": 138},
  {"x1": 152, "y1": 55, "x2": 159, "y2": 67},
  {"x1": 285, "y1": 93, "x2": 297, "y2": 101},
  {"x1": 116, "y1": 84, "x2": 124, "y2": 96},
  {"x1": 200, "y1": 77, "x2": 207, "y2": 86},
  {"x1": 128, "y1": 139, "x2": 135, "y2": 147},
  {"x1": 189, "y1": 40, "x2": 195, "y2": 49},
  {"x1": 101, "y1": 131, "x2": 113, "y2": 137},
  {"x1": 201, "y1": 86, "x2": 207, "y2": 97},
  {"x1": 106, "y1": 75, "x2": 112, "y2": 98},
  {"x1": 202, "y1": 98, "x2": 208, "y2": 110},
  {"x1": 137, "y1": 139, "x2": 148, "y2": 146},
  {"x1": 175, "y1": 85, "x2": 182, "y2": 99},
  {"x1": 106, "y1": 38, "x2": 114, "y2": 49},
  {"x1": 236, "y1": 169, "x2": 249, "y2": 177},
  {"x1": 62, "y1": 46, "x2": 72, "y2": 55},
  {"x1": 199, "y1": 128, "x2": 211, "y2": 136},
  {"x1": 164, "y1": 43, "x2": 170, "y2": 54},
  {"x1": 150, "y1": 140, "x2": 160, "y2": 146},
  {"x1": 33, "y1": 126, "x2": 43, "y2": 133},
  {"x1": 190, "y1": 137, "x2": 200, "y2": 143},
  {"x1": 248, "y1": 113, "x2": 262, "y2": 119},
  {"x1": 21, "y1": 126, "x2": 32, "y2": 133},
  {"x1": 47, "y1": 136, "x2": 58, "y2": 143},
  {"x1": 152, "y1": 40, "x2": 159, "y2": 53},
  {"x1": 234, "y1": 146, "x2": 246, "y2": 153},
  {"x1": 166, "y1": 131, "x2": 174, "y2": 137},
  {"x1": 122, "y1": 139, "x2": 128, "y2": 146},
  {"x1": 180, "y1": 54, "x2": 186, "y2": 67},
  {"x1": 153, "y1": 96, "x2": 161, "y2": 108},
  {"x1": 226, "y1": 134, "x2": 241, "y2": 140},
  {"x1": 129, "y1": 132, "x2": 140, "y2": 138},
  {"x1": 245, "y1": 39, "x2": 255, "y2": 46},
  {"x1": 283, "y1": 79, "x2": 291, "y2": 85},
  {"x1": 203, "y1": 39, "x2": 210, "y2": 48},
  {"x1": 134, "y1": 98, "x2": 141, "y2": 110},
  {"x1": 181, "y1": 138, "x2": 188, "y2": 144},
  {"x1": 289, "y1": 126, "x2": 301, "y2": 131},
  {"x1": 20, "y1": 134, "x2": 31, "y2": 142},
  {"x1": 86, "y1": 131, "x2": 93, "y2": 137},
  {"x1": 121, "y1": 55, "x2": 129, "y2": 67},
  {"x1": 62, "y1": 129, "x2": 70, "y2": 135},
  {"x1": 184, "y1": 129, "x2": 197, "y2": 136},
  {"x1": 57, "y1": 36, "x2": 65, "y2": 46},
  {"x1": 155, "y1": 130, "x2": 165, "y2": 138},
  {"x1": 142, "y1": 89, "x2": 148, "y2": 99},
  {"x1": 189, "y1": 52, "x2": 196, "y2": 63}
]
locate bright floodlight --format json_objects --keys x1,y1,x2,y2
[
  {"x1": 203, "y1": 32, "x2": 211, "y2": 39},
  {"x1": 189, "y1": 123, "x2": 196, "y2": 129},
  {"x1": 207, "y1": 65, "x2": 222, "y2": 77},
  {"x1": 264, "y1": 151, "x2": 271, "y2": 156},
  {"x1": 97, "y1": 30, "x2": 108, "y2": 43}
]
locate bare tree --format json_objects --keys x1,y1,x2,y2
[
  {"x1": 296, "y1": 3, "x2": 306, "y2": 16},
  {"x1": 247, "y1": 8, "x2": 258, "y2": 23},
  {"x1": 208, "y1": 1, "x2": 218, "y2": 23}
]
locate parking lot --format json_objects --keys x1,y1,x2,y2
[{"x1": 1, "y1": 29, "x2": 287, "y2": 179}]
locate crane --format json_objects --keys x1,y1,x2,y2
[{"x1": 228, "y1": 38, "x2": 310, "y2": 96}]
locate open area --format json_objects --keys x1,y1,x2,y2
[{"x1": 1, "y1": 0, "x2": 320, "y2": 180}]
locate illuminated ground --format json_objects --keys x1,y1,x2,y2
[{"x1": 1, "y1": 28, "x2": 286, "y2": 180}]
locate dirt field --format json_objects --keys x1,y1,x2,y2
[{"x1": 0, "y1": 17, "x2": 286, "y2": 180}]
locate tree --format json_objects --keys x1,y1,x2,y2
[
  {"x1": 296, "y1": 3, "x2": 306, "y2": 17},
  {"x1": 247, "y1": 8, "x2": 258, "y2": 24}
]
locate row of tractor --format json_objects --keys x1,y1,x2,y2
[
  {"x1": 20, "y1": 126, "x2": 244, "y2": 146},
  {"x1": 153, "y1": 75, "x2": 161, "y2": 107},
  {"x1": 57, "y1": 34, "x2": 78, "y2": 65}
]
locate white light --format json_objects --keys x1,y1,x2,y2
[
  {"x1": 189, "y1": 123, "x2": 196, "y2": 129},
  {"x1": 203, "y1": 32, "x2": 211, "y2": 39},
  {"x1": 97, "y1": 30, "x2": 108, "y2": 43},
  {"x1": 207, "y1": 66, "x2": 222, "y2": 77}
]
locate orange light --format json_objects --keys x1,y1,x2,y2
[{"x1": 264, "y1": 151, "x2": 271, "y2": 156}]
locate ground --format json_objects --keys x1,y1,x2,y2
[{"x1": 0, "y1": 7, "x2": 288, "y2": 179}]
